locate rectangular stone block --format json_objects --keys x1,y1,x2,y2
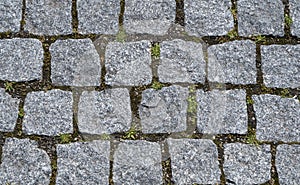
[{"x1": 0, "y1": 0, "x2": 22, "y2": 32}]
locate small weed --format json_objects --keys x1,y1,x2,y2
[
  {"x1": 123, "y1": 125, "x2": 137, "y2": 139},
  {"x1": 255, "y1": 35, "x2": 266, "y2": 43},
  {"x1": 285, "y1": 14, "x2": 293, "y2": 27},
  {"x1": 227, "y1": 29, "x2": 238, "y2": 39},
  {"x1": 59, "y1": 134, "x2": 72, "y2": 143},
  {"x1": 4, "y1": 82, "x2": 14, "y2": 92},
  {"x1": 100, "y1": 134, "x2": 111, "y2": 140},
  {"x1": 231, "y1": 7, "x2": 237, "y2": 20},
  {"x1": 116, "y1": 27, "x2": 126, "y2": 42},
  {"x1": 187, "y1": 96, "x2": 197, "y2": 113},
  {"x1": 18, "y1": 108, "x2": 25, "y2": 118},
  {"x1": 280, "y1": 89, "x2": 290, "y2": 98},
  {"x1": 246, "y1": 128, "x2": 259, "y2": 146},
  {"x1": 151, "y1": 43, "x2": 160, "y2": 59},
  {"x1": 151, "y1": 81, "x2": 163, "y2": 90},
  {"x1": 246, "y1": 97, "x2": 254, "y2": 105}
]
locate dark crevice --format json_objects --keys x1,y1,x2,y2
[
  {"x1": 20, "y1": 0, "x2": 26, "y2": 32},
  {"x1": 256, "y1": 44, "x2": 264, "y2": 85},
  {"x1": 72, "y1": 0, "x2": 79, "y2": 33},
  {"x1": 175, "y1": 0, "x2": 184, "y2": 26},
  {"x1": 270, "y1": 144, "x2": 280, "y2": 185},
  {"x1": 282, "y1": 0, "x2": 292, "y2": 37},
  {"x1": 119, "y1": 0, "x2": 125, "y2": 26},
  {"x1": 213, "y1": 139, "x2": 226, "y2": 185}
]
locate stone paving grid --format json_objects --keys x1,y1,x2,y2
[{"x1": 0, "y1": 0, "x2": 299, "y2": 184}]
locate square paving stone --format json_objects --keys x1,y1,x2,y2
[
  {"x1": 78, "y1": 88, "x2": 132, "y2": 135},
  {"x1": 105, "y1": 41, "x2": 152, "y2": 86},
  {"x1": 24, "y1": 0, "x2": 72, "y2": 35},
  {"x1": 0, "y1": 0, "x2": 22, "y2": 32},
  {"x1": 185, "y1": 0, "x2": 234, "y2": 36},
  {"x1": 77, "y1": 0, "x2": 120, "y2": 34},
  {"x1": 261, "y1": 45, "x2": 300, "y2": 88},
  {"x1": 23, "y1": 89, "x2": 73, "y2": 136},
  {"x1": 158, "y1": 39, "x2": 206, "y2": 83},
  {"x1": 197, "y1": 89, "x2": 248, "y2": 134},
  {"x1": 237, "y1": 0, "x2": 284, "y2": 36},
  {"x1": 113, "y1": 140, "x2": 163, "y2": 185},
  {"x1": 0, "y1": 88, "x2": 20, "y2": 132},
  {"x1": 139, "y1": 85, "x2": 188, "y2": 133},
  {"x1": 290, "y1": 0, "x2": 300, "y2": 37},
  {"x1": 252, "y1": 94, "x2": 300, "y2": 142},
  {"x1": 0, "y1": 138, "x2": 51, "y2": 185},
  {"x1": 0, "y1": 38, "x2": 43, "y2": 82},
  {"x1": 56, "y1": 140, "x2": 110, "y2": 185},
  {"x1": 224, "y1": 143, "x2": 271, "y2": 185},
  {"x1": 208, "y1": 40, "x2": 257, "y2": 84},
  {"x1": 276, "y1": 144, "x2": 300, "y2": 185},
  {"x1": 50, "y1": 39, "x2": 101, "y2": 86},
  {"x1": 124, "y1": 0, "x2": 176, "y2": 35},
  {"x1": 167, "y1": 139, "x2": 221, "y2": 184}
]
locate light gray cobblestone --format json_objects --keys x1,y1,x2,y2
[
  {"x1": 167, "y1": 139, "x2": 221, "y2": 184},
  {"x1": 23, "y1": 89, "x2": 73, "y2": 136},
  {"x1": 139, "y1": 85, "x2": 188, "y2": 133},
  {"x1": 197, "y1": 89, "x2": 248, "y2": 134},
  {"x1": 50, "y1": 39, "x2": 101, "y2": 86},
  {"x1": 185, "y1": 0, "x2": 234, "y2": 36},
  {"x1": 237, "y1": 0, "x2": 284, "y2": 36},
  {"x1": 261, "y1": 45, "x2": 300, "y2": 88},
  {"x1": 25, "y1": 0, "x2": 72, "y2": 35},
  {"x1": 105, "y1": 41, "x2": 152, "y2": 86},
  {"x1": 252, "y1": 94, "x2": 300, "y2": 142},
  {"x1": 113, "y1": 140, "x2": 163, "y2": 185},
  {"x1": 0, "y1": 38, "x2": 43, "y2": 82},
  {"x1": 0, "y1": 0, "x2": 22, "y2": 32},
  {"x1": 77, "y1": 0, "x2": 120, "y2": 35},
  {"x1": 0, "y1": 138, "x2": 51, "y2": 185},
  {"x1": 290, "y1": 0, "x2": 300, "y2": 37},
  {"x1": 78, "y1": 88, "x2": 131, "y2": 135},
  {"x1": 224, "y1": 143, "x2": 271, "y2": 185},
  {"x1": 0, "y1": 88, "x2": 20, "y2": 132},
  {"x1": 276, "y1": 144, "x2": 300, "y2": 185},
  {"x1": 124, "y1": 0, "x2": 176, "y2": 35},
  {"x1": 158, "y1": 39, "x2": 206, "y2": 83},
  {"x1": 56, "y1": 140, "x2": 110, "y2": 185},
  {"x1": 208, "y1": 40, "x2": 257, "y2": 84}
]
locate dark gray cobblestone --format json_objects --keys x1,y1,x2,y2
[
  {"x1": 276, "y1": 144, "x2": 300, "y2": 185},
  {"x1": 113, "y1": 140, "x2": 163, "y2": 185},
  {"x1": 0, "y1": 0, "x2": 22, "y2": 32},
  {"x1": 78, "y1": 88, "x2": 132, "y2": 135},
  {"x1": 158, "y1": 39, "x2": 206, "y2": 83},
  {"x1": 0, "y1": 88, "x2": 20, "y2": 132},
  {"x1": 23, "y1": 89, "x2": 73, "y2": 136},
  {"x1": 50, "y1": 39, "x2": 101, "y2": 87},
  {"x1": 56, "y1": 140, "x2": 110, "y2": 185},
  {"x1": 0, "y1": 38, "x2": 44, "y2": 82},
  {"x1": 253, "y1": 94, "x2": 300, "y2": 142},
  {"x1": 0, "y1": 138, "x2": 51, "y2": 185},
  {"x1": 139, "y1": 85, "x2": 188, "y2": 134},
  {"x1": 223, "y1": 143, "x2": 271, "y2": 185}
]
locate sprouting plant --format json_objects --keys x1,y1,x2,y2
[
  {"x1": 255, "y1": 35, "x2": 266, "y2": 43},
  {"x1": 227, "y1": 29, "x2": 238, "y2": 39},
  {"x1": 151, "y1": 81, "x2": 163, "y2": 90},
  {"x1": 246, "y1": 129, "x2": 259, "y2": 146},
  {"x1": 231, "y1": 7, "x2": 237, "y2": 20},
  {"x1": 280, "y1": 89, "x2": 290, "y2": 98},
  {"x1": 285, "y1": 14, "x2": 293, "y2": 27},
  {"x1": 4, "y1": 82, "x2": 14, "y2": 92},
  {"x1": 18, "y1": 108, "x2": 25, "y2": 118},
  {"x1": 151, "y1": 43, "x2": 160, "y2": 59},
  {"x1": 123, "y1": 125, "x2": 137, "y2": 139},
  {"x1": 246, "y1": 97, "x2": 254, "y2": 105},
  {"x1": 187, "y1": 85, "x2": 197, "y2": 114},
  {"x1": 100, "y1": 134, "x2": 111, "y2": 140},
  {"x1": 116, "y1": 27, "x2": 126, "y2": 42},
  {"x1": 60, "y1": 134, "x2": 72, "y2": 143}
]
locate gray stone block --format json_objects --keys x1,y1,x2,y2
[
  {"x1": 139, "y1": 85, "x2": 188, "y2": 133},
  {"x1": 276, "y1": 144, "x2": 300, "y2": 185},
  {"x1": 78, "y1": 88, "x2": 132, "y2": 135},
  {"x1": 0, "y1": 88, "x2": 20, "y2": 132},
  {"x1": 23, "y1": 89, "x2": 73, "y2": 136},
  {"x1": 197, "y1": 89, "x2": 248, "y2": 134},
  {"x1": 113, "y1": 140, "x2": 163, "y2": 185},
  {"x1": 290, "y1": 0, "x2": 300, "y2": 37},
  {"x1": 56, "y1": 140, "x2": 110, "y2": 185},
  {"x1": 158, "y1": 39, "x2": 206, "y2": 83},
  {"x1": 77, "y1": 0, "x2": 119, "y2": 34},
  {"x1": 0, "y1": 138, "x2": 51, "y2": 185},
  {"x1": 223, "y1": 143, "x2": 271, "y2": 185},
  {"x1": 0, "y1": 0, "x2": 22, "y2": 32},
  {"x1": 25, "y1": 0, "x2": 72, "y2": 35},
  {"x1": 167, "y1": 139, "x2": 221, "y2": 184},
  {"x1": 237, "y1": 0, "x2": 284, "y2": 36},
  {"x1": 0, "y1": 38, "x2": 43, "y2": 82},
  {"x1": 105, "y1": 41, "x2": 152, "y2": 86},
  {"x1": 261, "y1": 45, "x2": 300, "y2": 88},
  {"x1": 124, "y1": 0, "x2": 176, "y2": 35},
  {"x1": 253, "y1": 94, "x2": 300, "y2": 142},
  {"x1": 185, "y1": 0, "x2": 234, "y2": 36},
  {"x1": 208, "y1": 40, "x2": 257, "y2": 84},
  {"x1": 50, "y1": 39, "x2": 101, "y2": 86}
]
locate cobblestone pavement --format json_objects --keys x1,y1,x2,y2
[{"x1": 0, "y1": 0, "x2": 299, "y2": 184}]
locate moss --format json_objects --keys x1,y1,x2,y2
[
  {"x1": 227, "y1": 29, "x2": 238, "y2": 39},
  {"x1": 100, "y1": 133, "x2": 111, "y2": 140},
  {"x1": 246, "y1": 128, "x2": 260, "y2": 146},
  {"x1": 285, "y1": 14, "x2": 293, "y2": 27},
  {"x1": 18, "y1": 108, "x2": 24, "y2": 118},
  {"x1": 254, "y1": 35, "x2": 266, "y2": 44},
  {"x1": 116, "y1": 26, "x2": 126, "y2": 42},
  {"x1": 280, "y1": 89, "x2": 290, "y2": 98},
  {"x1": 59, "y1": 134, "x2": 72, "y2": 143},
  {"x1": 123, "y1": 124, "x2": 138, "y2": 139},
  {"x1": 246, "y1": 97, "x2": 254, "y2": 105},
  {"x1": 151, "y1": 81, "x2": 164, "y2": 90},
  {"x1": 151, "y1": 43, "x2": 160, "y2": 59}
]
